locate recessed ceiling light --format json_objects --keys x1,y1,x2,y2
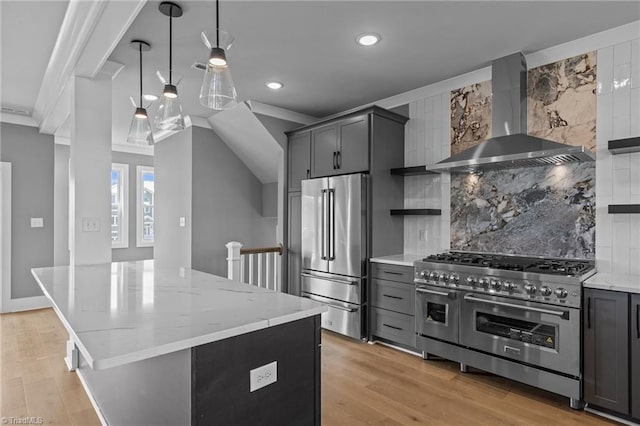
[
  {"x1": 356, "y1": 33, "x2": 381, "y2": 47},
  {"x1": 266, "y1": 81, "x2": 283, "y2": 90},
  {"x1": 143, "y1": 93, "x2": 158, "y2": 102}
]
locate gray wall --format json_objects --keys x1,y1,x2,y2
[
  {"x1": 154, "y1": 127, "x2": 193, "y2": 268},
  {"x1": 112, "y1": 151, "x2": 154, "y2": 262},
  {"x1": 191, "y1": 126, "x2": 274, "y2": 277},
  {"x1": 0, "y1": 123, "x2": 53, "y2": 298},
  {"x1": 53, "y1": 146, "x2": 154, "y2": 264}
]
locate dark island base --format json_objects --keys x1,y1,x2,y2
[{"x1": 192, "y1": 315, "x2": 322, "y2": 426}]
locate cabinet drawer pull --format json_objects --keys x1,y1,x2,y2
[
  {"x1": 382, "y1": 294, "x2": 403, "y2": 300},
  {"x1": 587, "y1": 297, "x2": 591, "y2": 329},
  {"x1": 337, "y1": 150, "x2": 341, "y2": 169},
  {"x1": 382, "y1": 323, "x2": 403, "y2": 331},
  {"x1": 306, "y1": 169, "x2": 310, "y2": 179},
  {"x1": 382, "y1": 271, "x2": 403, "y2": 276},
  {"x1": 332, "y1": 151, "x2": 337, "y2": 169}
]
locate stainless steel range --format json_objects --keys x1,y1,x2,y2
[{"x1": 414, "y1": 251, "x2": 595, "y2": 409}]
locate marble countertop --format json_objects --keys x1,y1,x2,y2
[
  {"x1": 583, "y1": 273, "x2": 640, "y2": 295},
  {"x1": 369, "y1": 254, "x2": 423, "y2": 267},
  {"x1": 32, "y1": 260, "x2": 326, "y2": 370}
]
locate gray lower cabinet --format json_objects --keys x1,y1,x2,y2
[
  {"x1": 370, "y1": 262, "x2": 416, "y2": 349},
  {"x1": 632, "y1": 294, "x2": 640, "y2": 420},
  {"x1": 583, "y1": 288, "x2": 629, "y2": 415}
]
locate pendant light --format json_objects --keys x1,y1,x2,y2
[
  {"x1": 199, "y1": 0, "x2": 237, "y2": 110},
  {"x1": 155, "y1": 2, "x2": 185, "y2": 131},
  {"x1": 127, "y1": 40, "x2": 154, "y2": 145}
]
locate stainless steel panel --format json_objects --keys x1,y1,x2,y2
[
  {"x1": 371, "y1": 278, "x2": 414, "y2": 315},
  {"x1": 370, "y1": 263, "x2": 413, "y2": 284},
  {"x1": 415, "y1": 284, "x2": 460, "y2": 344},
  {"x1": 416, "y1": 335, "x2": 580, "y2": 400},
  {"x1": 460, "y1": 293, "x2": 579, "y2": 376},
  {"x1": 301, "y1": 178, "x2": 328, "y2": 273},
  {"x1": 301, "y1": 270, "x2": 362, "y2": 305},
  {"x1": 371, "y1": 307, "x2": 415, "y2": 347},
  {"x1": 301, "y1": 292, "x2": 362, "y2": 340},
  {"x1": 327, "y1": 174, "x2": 367, "y2": 277}
]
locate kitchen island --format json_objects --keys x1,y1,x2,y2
[{"x1": 31, "y1": 260, "x2": 326, "y2": 426}]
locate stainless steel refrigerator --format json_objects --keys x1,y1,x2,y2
[{"x1": 300, "y1": 173, "x2": 367, "y2": 340}]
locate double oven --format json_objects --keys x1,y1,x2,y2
[{"x1": 414, "y1": 252, "x2": 594, "y2": 408}]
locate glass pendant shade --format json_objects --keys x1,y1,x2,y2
[
  {"x1": 199, "y1": 30, "x2": 237, "y2": 110},
  {"x1": 155, "y1": 82, "x2": 185, "y2": 130},
  {"x1": 127, "y1": 108, "x2": 154, "y2": 145}
]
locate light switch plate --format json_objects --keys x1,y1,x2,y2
[
  {"x1": 81, "y1": 217, "x2": 100, "y2": 232},
  {"x1": 250, "y1": 361, "x2": 277, "y2": 392},
  {"x1": 30, "y1": 217, "x2": 43, "y2": 228},
  {"x1": 179, "y1": 217, "x2": 186, "y2": 227}
]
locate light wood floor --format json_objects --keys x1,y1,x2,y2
[{"x1": 1, "y1": 309, "x2": 616, "y2": 425}]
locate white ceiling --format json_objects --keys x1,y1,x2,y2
[
  {"x1": 1, "y1": 1, "x2": 640, "y2": 138},
  {"x1": 0, "y1": 0, "x2": 69, "y2": 115},
  {"x1": 108, "y1": 0, "x2": 640, "y2": 124}
]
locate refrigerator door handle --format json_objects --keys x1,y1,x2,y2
[
  {"x1": 321, "y1": 189, "x2": 327, "y2": 260},
  {"x1": 328, "y1": 188, "x2": 335, "y2": 261},
  {"x1": 300, "y1": 272, "x2": 359, "y2": 286}
]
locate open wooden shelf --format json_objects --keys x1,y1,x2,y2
[
  {"x1": 608, "y1": 204, "x2": 640, "y2": 214},
  {"x1": 390, "y1": 209, "x2": 442, "y2": 216},
  {"x1": 608, "y1": 137, "x2": 640, "y2": 154},
  {"x1": 390, "y1": 166, "x2": 440, "y2": 176}
]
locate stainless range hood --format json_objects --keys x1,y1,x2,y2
[{"x1": 427, "y1": 52, "x2": 595, "y2": 173}]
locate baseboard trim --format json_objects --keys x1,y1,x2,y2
[{"x1": 2, "y1": 295, "x2": 50, "y2": 313}]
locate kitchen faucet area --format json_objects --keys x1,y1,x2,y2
[{"x1": 1, "y1": 1, "x2": 640, "y2": 425}]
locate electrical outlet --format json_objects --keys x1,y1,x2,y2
[
  {"x1": 418, "y1": 229, "x2": 425, "y2": 241},
  {"x1": 179, "y1": 217, "x2": 186, "y2": 227},
  {"x1": 30, "y1": 217, "x2": 43, "y2": 228},
  {"x1": 250, "y1": 361, "x2": 277, "y2": 392}
]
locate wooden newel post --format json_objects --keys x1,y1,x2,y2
[{"x1": 226, "y1": 241, "x2": 243, "y2": 281}]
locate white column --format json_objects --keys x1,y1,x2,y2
[
  {"x1": 226, "y1": 241, "x2": 243, "y2": 281},
  {"x1": 69, "y1": 74, "x2": 112, "y2": 265}
]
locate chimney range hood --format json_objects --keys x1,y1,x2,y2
[{"x1": 427, "y1": 52, "x2": 595, "y2": 173}]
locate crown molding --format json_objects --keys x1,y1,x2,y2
[
  {"x1": 0, "y1": 113, "x2": 38, "y2": 128},
  {"x1": 33, "y1": 0, "x2": 146, "y2": 135}
]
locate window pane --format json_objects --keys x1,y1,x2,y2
[
  {"x1": 142, "y1": 171, "x2": 154, "y2": 241},
  {"x1": 111, "y1": 170, "x2": 120, "y2": 241}
]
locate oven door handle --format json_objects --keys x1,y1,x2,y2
[
  {"x1": 416, "y1": 287, "x2": 456, "y2": 299},
  {"x1": 463, "y1": 295, "x2": 570, "y2": 320}
]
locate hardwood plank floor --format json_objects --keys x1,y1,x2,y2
[{"x1": 1, "y1": 309, "x2": 616, "y2": 425}]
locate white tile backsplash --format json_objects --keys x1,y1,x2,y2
[
  {"x1": 614, "y1": 41, "x2": 632, "y2": 66},
  {"x1": 597, "y1": 46, "x2": 614, "y2": 95},
  {"x1": 631, "y1": 39, "x2": 640, "y2": 89}
]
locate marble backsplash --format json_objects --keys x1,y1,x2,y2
[{"x1": 450, "y1": 163, "x2": 595, "y2": 259}]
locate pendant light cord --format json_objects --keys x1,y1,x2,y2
[
  {"x1": 169, "y1": 4, "x2": 173, "y2": 85},
  {"x1": 139, "y1": 43, "x2": 143, "y2": 107},
  {"x1": 216, "y1": 0, "x2": 220, "y2": 47}
]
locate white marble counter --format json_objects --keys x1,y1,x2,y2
[
  {"x1": 370, "y1": 254, "x2": 423, "y2": 267},
  {"x1": 583, "y1": 273, "x2": 640, "y2": 295},
  {"x1": 32, "y1": 260, "x2": 326, "y2": 370}
]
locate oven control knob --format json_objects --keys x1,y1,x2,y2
[
  {"x1": 490, "y1": 279, "x2": 501, "y2": 291},
  {"x1": 555, "y1": 288, "x2": 568, "y2": 299},
  {"x1": 429, "y1": 271, "x2": 438, "y2": 281},
  {"x1": 503, "y1": 281, "x2": 516, "y2": 292},
  {"x1": 478, "y1": 278, "x2": 490, "y2": 289},
  {"x1": 540, "y1": 286, "x2": 552, "y2": 297},
  {"x1": 466, "y1": 276, "x2": 477, "y2": 286},
  {"x1": 449, "y1": 274, "x2": 460, "y2": 285},
  {"x1": 524, "y1": 283, "x2": 537, "y2": 295},
  {"x1": 419, "y1": 270, "x2": 429, "y2": 279},
  {"x1": 439, "y1": 273, "x2": 449, "y2": 283}
]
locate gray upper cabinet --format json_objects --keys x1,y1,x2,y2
[
  {"x1": 310, "y1": 124, "x2": 338, "y2": 178},
  {"x1": 288, "y1": 131, "x2": 311, "y2": 192},
  {"x1": 310, "y1": 114, "x2": 369, "y2": 178},
  {"x1": 632, "y1": 294, "x2": 640, "y2": 420},
  {"x1": 583, "y1": 288, "x2": 629, "y2": 415}
]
